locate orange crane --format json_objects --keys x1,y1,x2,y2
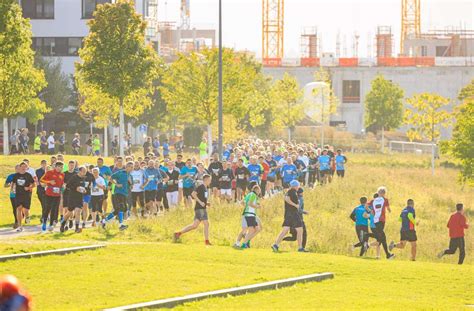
[
  {"x1": 400, "y1": 0, "x2": 421, "y2": 54},
  {"x1": 262, "y1": 0, "x2": 284, "y2": 67}
]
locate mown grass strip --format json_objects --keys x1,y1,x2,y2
[
  {"x1": 105, "y1": 272, "x2": 334, "y2": 310},
  {"x1": 0, "y1": 244, "x2": 105, "y2": 262}
]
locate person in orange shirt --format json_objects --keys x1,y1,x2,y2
[
  {"x1": 40, "y1": 162, "x2": 65, "y2": 232},
  {"x1": 438, "y1": 203, "x2": 469, "y2": 264}
]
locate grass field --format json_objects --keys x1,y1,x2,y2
[{"x1": 0, "y1": 153, "x2": 472, "y2": 310}]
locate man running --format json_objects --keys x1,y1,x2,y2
[
  {"x1": 318, "y1": 149, "x2": 331, "y2": 184},
  {"x1": 235, "y1": 159, "x2": 250, "y2": 202},
  {"x1": 389, "y1": 199, "x2": 418, "y2": 261},
  {"x1": 208, "y1": 153, "x2": 223, "y2": 199},
  {"x1": 130, "y1": 161, "x2": 145, "y2": 217},
  {"x1": 219, "y1": 161, "x2": 234, "y2": 202},
  {"x1": 438, "y1": 203, "x2": 469, "y2": 265},
  {"x1": 97, "y1": 157, "x2": 112, "y2": 215},
  {"x1": 174, "y1": 174, "x2": 212, "y2": 245},
  {"x1": 61, "y1": 166, "x2": 87, "y2": 233},
  {"x1": 349, "y1": 197, "x2": 373, "y2": 256},
  {"x1": 281, "y1": 157, "x2": 297, "y2": 189},
  {"x1": 271, "y1": 180, "x2": 307, "y2": 253},
  {"x1": 335, "y1": 149, "x2": 347, "y2": 178},
  {"x1": 238, "y1": 184, "x2": 262, "y2": 249},
  {"x1": 371, "y1": 187, "x2": 395, "y2": 259},
  {"x1": 12, "y1": 162, "x2": 35, "y2": 232},
  {"x1": 101, "y1": 162, "x2": 134, "y2": 231},
  {"x1": 142, "y1": 160, "x2": 161, "y2": 216},
  {"x1": 40, "y1": 162, "x2": 65, "y2": 232},
  {"x1": 4, "y1": 165, "x2": 20, "y2": 228},
  {"x1": 180, "y1": 159, "x2": 198, "y2": 208},
  {"x1": 90, "y1": 168, "x2": 106, "y2": 227},
  {"x1": 165, "y1": 160, "x2": 180, "y2": 208}
]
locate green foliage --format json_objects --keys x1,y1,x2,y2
[
  {"x1": 77, "y1": 0, "x2": 160, "y2": 102},
  {"x1": 270, "y1": 72, "x2": 305, "y2": 130},
  {"x1": 364, "y1": 75, "x2": 404, "y2": 132},
  {"x1": 458, "y1": 79, "x2": 474, "y2": 101},
  {"x1": 34, "y1": 56, "x2": 73, "y2": 117},
  {"x1": 442, "y1": 99, "x2": 474, "y2": 186},
  {"x1": 404, "y1": 93, "x2": 452, "y2": 142},
  {"x1": 0, "y1": 0, "x2": 48, "y2": 120},
  {"x1": 183, "y1": 126, "x2": 204, "y2": 147}
]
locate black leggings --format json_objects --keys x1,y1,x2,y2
[
  {"x1": 284, "y1": 222, "x2": 307, "y2": 248},
  {"x1": 373, "y1": 222, "x2": 391, "y2": 257},
  {"x1": 10, "y1": 198, "x2": 17, "y2": 223},
  {"x1": 354, "y1": 225, "x2": 376, "y2": 256},
  {"x1": 42, "y1": 196, "x2": 60, "y2": 226},
  {"x1": 444, "y1": 237, "x2": 465, "y2": 265},
  {"x1": 112, "y1": 194, "x2": 127, "y2": 215},
  {"x1": 131, "y1": 192, "x2": 145, "y2": 208}
]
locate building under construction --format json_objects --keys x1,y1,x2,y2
[{"x1": 262, "y1": 0, "x2": 474, "y2": 137}]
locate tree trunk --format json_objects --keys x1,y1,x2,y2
[
  {"x1": 3, "y1": 118, "x2": 9, "y2": 155},
  {"x1": 90, "y1": 121, "x2": 93, "y2": 135},
  {"x1": 320, "y1": 125, "x2": 325, "y2": 149},
  {"x1": 207, "y1": 124, "x2": 212, "y2": 157},
  {"x1": 119, "y1": 99, "x2": 125, "y2": 156},
  {"x1": 381, "y1": 126, "x2": 385, "y2": 153},
  {"x1": 287, "y1": 127, "x2": 291, "y2": 142},
  {"x1": 104, "y1": 125, "x2": 109, "y2": 157}
]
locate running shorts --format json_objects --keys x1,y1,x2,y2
[
  {"x1": 400, "y1": 230, "x2": 417, "y2": 242},
  {"x1": 194, "y1": 209, "x2": 208, "y2": 221}
]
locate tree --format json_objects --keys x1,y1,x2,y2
[
  {"x1": 0, "y1": 0, "x2": 47, "y2": 154},
  {"x1": 364, "y1": 75, "x2": 404, "y2": 152},
  {"x1": 77, "y1": 0, "x2": 160, "y2": 155},
  {"x1": 35, "y1": 57, "x2": 72, "y2": 121},
  {"x1": 458, "y1": 79, "x2": 474, "y2": 101},
  {"x1": 442, "y1": 99, "x2": 474, "y2": 185},
  {"x1": 161, "y1": 48, "x2": 261, "y2": 156},
  {"x1": 270, "y1": 73, "x2": 305, "y2": 141},
  {"x1": 75, "y1": 71, "x2": 153, "y2": 156},
  {"x1": 404, "y1": 93, "x2": 452, "y2": 142}
]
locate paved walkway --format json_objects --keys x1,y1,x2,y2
[{"x1": 0, "y1": 223, "x2": 94, "y2": 240}]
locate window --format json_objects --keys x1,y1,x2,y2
[
  {"x1": 342, "y1": 80, "x2": 360, "y2": 103},
  {"x1": 421, "y1": 45, "x2": 428, "y2": 57},
  {"x1": 22, "y1": 0, "x2": 54, "y2": 19},
  {"x1": 436, "y1": 46, "x2": 448, "y2": 57},
  {"x1": 82, "y1": 0, "x2": 111, "y2": 19},
  {"x1": 32, "y1": 37, "x2": 83, "y2": 56}
]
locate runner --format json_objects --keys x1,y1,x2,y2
[
  {"x1": 165, "y1": 160, "x2": 180, "y2": 208},
  {"x1": 281, "y1": 157, "x2": 297, "y2": 189},
  {"x1": 142, "y1": 160, "x2": 162, "y2": 216},
  {"x1": 318, "y1": 149, "x2": 331, "y2": 185},
  {"x1": 92, "y1": 134, "x2": 101, "y2": 156},
  {"x1": 130, "y1": 161, "x2": 145, "y2": 217},
  {"x1": 180, "y1": 159, "x2": 198, "y2": 208},
  {"x1": 199, "y1": 138, "x2": 208, "y2": 166},
  {"x1": 81, "y1": 165, "x2": 95, "y2": 228},
  {"x1": 4, "y1": 165, "x2": 20, "y2": 228},
  {"x1": 238, "y1": 184, "x2": 262, "y2": 249},
  {"x1": 264, "y1": 153, "x2": 277, "y2": 197},
  {"x1": 219, "y1": 161, "x2": 234, "y2": 202},
  {"x1": 11, "y1": 162, "x2": 35, "y2": 232},
  {"x1": 282, "y1": 187, "x2": 308, "y2": 249},
  {"x1": 349, "y1": 197, "x2": 373, "y2": 256},
  {"x1": 71, "y1": 133, "x2": 81, "y2": 155},
  {"x1": 173, "y1": 174, "x2": 212, "y2": 245},
  {"x1": 40, "y1": 162, "x2": 64, "y2": 232},
  {"x1": 247, "y1": 156, "x2": 262, "y2": 188},
  {"x1": 335, "y1": 149, "x2": 347, "y2": 178},
  {"x1": 437, "y1": 203, "x2": 469, "y2": 265},
  {"x1": 389, "y1": 199, "x2": 418, "y2": 261},
  {"x1": 208, "y1": 153, "x2": 223, "y2": 199},
  {"x1": 271, "y1": 180, "x2": 308, "y2": 253},
  {"x1": 175, "y1": 154, "x2": 185, "y2": 205},
  {"x1": 33, "y1": 133, "x2": 41, "y2": 154},
  {"x1": 90, "y1": 168, "x2": 106, "y2": 227},
  {"x1": 60, "y1": 165, "x2": 87, "y2": 233},
  {"x1": 58, "y1": 131, "x2": 66, "y2": 154},
  {"x1": 101, "y1": 161, "x2": 134, "y2": 231},
  {"x1": 308, "y1": 150, "x2": 318, "y2": 187},
  {"x1": 40, "y1": 131, "x2": 47, "y2": 154},
  {"x1": 234, "y1": 159, "x2": 250, "y2": 202},
  {"x1": 371, "y1": 187, "x2": 395, "y2": 259},
  {"x1": 61, "y1": 160, "x2": 77, "y2": 224},
  {"x1": 162, "y1": 139, "x2": 170, "y2": 158},
  {"x1": 35, "y1": 160, "x2": 47, "y2": 220},
  {"x1": 97, "y1": 157, "x2": 112, "y2": 215}
]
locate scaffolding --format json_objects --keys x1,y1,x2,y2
[
  {"x1": 262, "y1": 0, "x2": 284, "y2": 66},
  {"x1": 144, "y1": 0, "x2": 159, "y2": 44},
  {"x1": 401, "y1": 0, "x2": 421, "y2": 54},
  {"x1": 376, "y1": 26, "x2": 393, "y2": 57},
  {"x1": 180, "y1": 0, "x2": 190, "y2": 30},
  {"x1": 300, "y1": 27, "x2": 318, "y2": 58}
]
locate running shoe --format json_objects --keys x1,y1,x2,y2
[
  {"x1": 246, "y1": 241, "x2": 251, "y2": 248},
  {"x1": 437, "y1": 251, "x2": 445, "y2": 259},
  {"x1": 25, "y1": 217, "x2": 30, "y2": 224},
  {"x1": 389, "y1": 241, "x2": 396, "y2": 251},
  {"x1": 387, "y1": 254, "x2": 396, "y2": 260},
  {"x1": 205, "y1": 240, "x2": 212, "y2": 246},
  {"x1": 271, "y1": 244, "x2": 279, "y2": 252},
  {"x1": 298, "y1": 248, "x2": 309, "y2": 253},
  {"x1": 60, "y1": 222, "x2": 66, "y2": 233},
  {"x1": 82, "y1": 222, "x2": 86, "y2": 229},
  {"x1": 75, "y1": 228, "x2": 82, "y2": 233},
  {"x1": 42, "y1": 223, "x2": 47, "y2": 232},
  {"x1": 241, "y1": 243, "x2": 248, "y2": 249},
  {"x1": 173, "y1": 232, "x2": 181, "y2": 242},
  {"x1": 16, "y1": 227, "x2": 23, "y2": 232},
  {"x1": 48, "y1": 226, "x2": 54, "y2": 232},
  {"x1": 68, "y1": 220, "x2": 73, "y2": 229},
  {"x1": 119, "y1": 224, "x2": 128, "y2": 231}
]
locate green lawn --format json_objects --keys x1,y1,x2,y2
[{"x1": 0, "y1": 243, "x2": 472, "y2": 311}]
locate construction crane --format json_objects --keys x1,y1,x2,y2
[
  {"x1": 262, "y1": 0, "x2": 284, "y2": 66},
  {"x1": 401, "y1": 0, "x2": 421, "y2": 55},
  {"x1": 180, "y1": 0, "x2": 190, "y2": 30}
]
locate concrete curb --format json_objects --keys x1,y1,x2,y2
[
  {"x1": 104, "y1": 272, "x2": 334, "y2": 310},
  {"x1": 0, "y1": 245, "x2": 106, "y2": 262}
]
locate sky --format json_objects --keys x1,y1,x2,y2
[{"x1": 157, "y1": 0, "x2": 474, "y2": 58}]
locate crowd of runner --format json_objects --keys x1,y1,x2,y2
[{"x1": 3, "y1": 138, "x2": 469, "y2": 264}]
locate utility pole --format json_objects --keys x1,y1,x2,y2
[{"x1": 217, "y1": 0, "x2": 223, "y2": 159}]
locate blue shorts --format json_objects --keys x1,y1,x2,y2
[{"x1": 83, "y1": 195, "x2": 91, "y2": 204}]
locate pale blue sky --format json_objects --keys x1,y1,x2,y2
[{"x1": 158, "y1": 0, "x2": 474, "y2": 57}]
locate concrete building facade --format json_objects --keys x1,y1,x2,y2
[{"x1": 264, "y1": 66, "x2": 474, "y2": 137}]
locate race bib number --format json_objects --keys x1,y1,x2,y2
[
  {"x1": 204, "y1": 191, "x2": 208, "y2": 199},
  {"x1": 133, "y1": 179, "x2": 141, "y2": 184},
  {"x1": 52, "y1": 187, "x2": 60, "y2": 194},
  {"x1": 17, "y1": 179, "x2": 25, "y2": 186}
]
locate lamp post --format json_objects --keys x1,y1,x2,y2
[{"x1": 217, "y1": 0, "x2": 223, "y2": 160}]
